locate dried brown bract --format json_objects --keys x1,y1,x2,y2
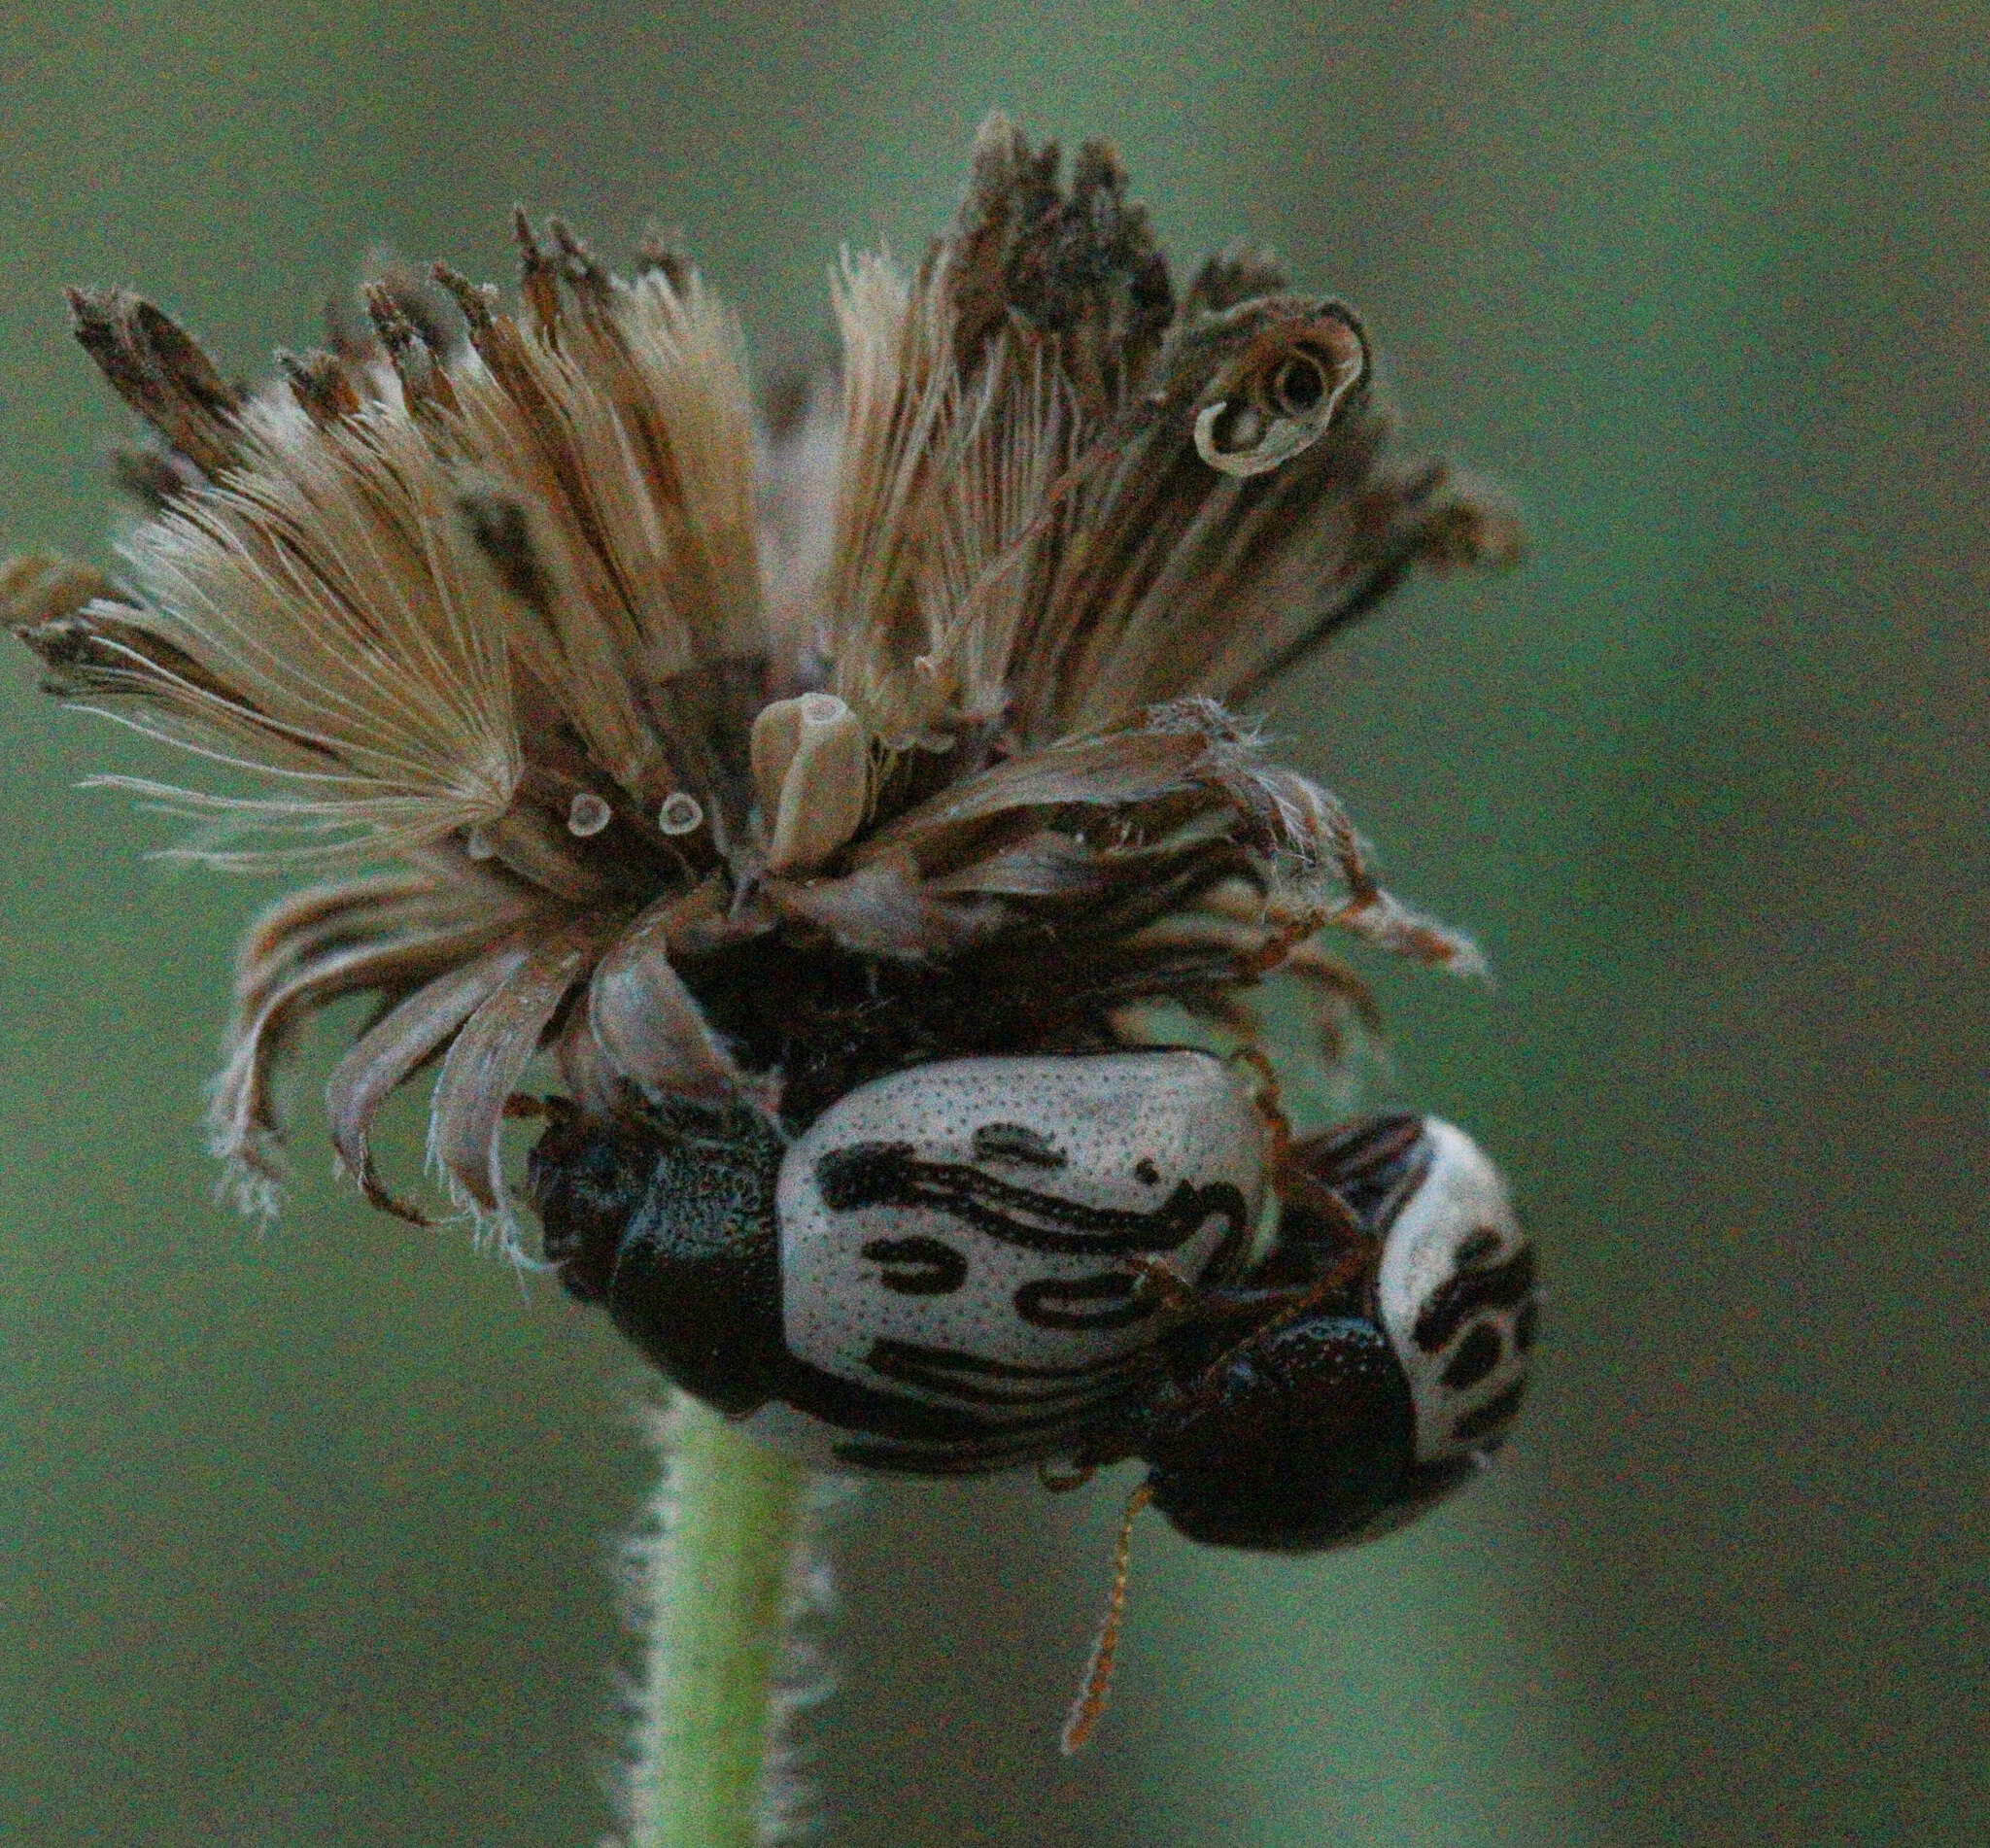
[{"x1": 7, "y1": 116, "x2": 1517, "y2": 1242}]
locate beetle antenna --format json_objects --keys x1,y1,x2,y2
[{"x1": 1060, "y1": 1481, "x2": 1153, "y2": 1755}]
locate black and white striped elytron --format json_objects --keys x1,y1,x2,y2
[{"x1": 529, "y1": 1049, "x2": 1537, "y2": 1552}]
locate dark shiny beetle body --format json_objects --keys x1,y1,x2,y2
[{"x1": 530, "y1": 1050, "x2": 1538, "y2": 1553}]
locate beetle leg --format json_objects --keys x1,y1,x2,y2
[
  {"x1": 1039, "y1": 1458, "x2": 1095, "y2": 1493},
  {"x1": 1225, "y1": 1043, "x2": 1295, "y2": 1171},
  {"x1": 1234, "y1": 1236, "x2": 1372, "y2": 1339},
  {"x1": 1273, "y1": 1153, "x2": 1368, "y2": 1244},
  {"x1": 1125, "y1": 1251, "x2": 1199, "y2": 1313}
]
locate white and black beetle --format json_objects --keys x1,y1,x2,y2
[{"x1": 528, "y1": 1049, "x2": 1537, "y2": 1553}]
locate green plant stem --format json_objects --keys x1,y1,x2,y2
[{"x1": 625, "y1": 1391, "x2": 812, "y2": 1848}]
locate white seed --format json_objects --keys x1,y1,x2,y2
[
  {"x1": 566, "y1": 791, "x2": 612, "y2": 838},
  {"x1": 658, "y1": 792, "x2": 704, "y2": 836}
]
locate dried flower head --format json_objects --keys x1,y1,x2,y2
[{"x1": 6, "y1": 116, "x2": 1516, "y2": 1246}]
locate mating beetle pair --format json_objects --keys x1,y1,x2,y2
[{"x1": 529, "y1": 1049, "x2": 1537, "y2": 1553}]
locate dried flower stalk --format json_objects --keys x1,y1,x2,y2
[
  {"x1": 8, "y1": 119, "x2": 1511, "y2": 1240},
  {"x1": 5, "y1": 115, "x2": 1518, "y2": 1843}
]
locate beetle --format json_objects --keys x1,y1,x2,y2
[
  {"x1": 527, "y1": 1049, "x2": 1537, "y2": 1550},
  {"x1": 1097, "y1": 1108, "x2": 1538, "y2": 1551}
]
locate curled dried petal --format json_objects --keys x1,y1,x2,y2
[
  {"x1": 427, "y1": 924, "x2": 605, "y2": 1230},
  {"x1": 854, "y1": 728, "x2": 1207, "y2": 877},
  {"x1": 326, "y1": 939, "x2": 537, "y2": 1222},
  {"x1": 211, "y1": 939, "x2": 454, "y2": 1217},
  {"x1": 765, "y1": 857, "x2": 993, "y2": 959},
  {"x1": 586, "y1": 896, "x2": 740, "y2": 1102},
  {"x1": 213, "y1": 871, "x2": 533, "y2": 1215},
  {"x1": 1191, "y1": 301, "x2": 1368, "y2": 478}
]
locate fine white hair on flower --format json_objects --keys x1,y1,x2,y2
[
  {"x1": 7, "y1": 112, "x2": 1517, "y2": 1236},
  {"x1": 93, "y1": 397, "x2": 524, "y2": 870}
]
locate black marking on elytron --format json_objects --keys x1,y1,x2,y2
[
  {"x1": 814, "y1": 1143, "x2": 1252, "y2": 1258},
  {"x1": 1014, "y1": 1269, "x2": 1148, "y2": 1331},
  {"x1": 803, "y1": 1334, "x2": 1152, "y2": 1474},
  {"x1": 864, "y1": 1335, "x2": 1150, "y2": 1412},
  {"x1": 860, "y1": 1235, "x2": 969, "y2": 1295},
  {"x1": 827, "y1": 1408, "x2": 1122, "y2": 1475},
  {"x1": 1134, "y1": 1158, "x2": 1160, "y2": 1185},
  {"x1": 971, "y1": 1122, "x2": 1068, "y2": 1168},
  {"x1": 765, "y1": 1345, "x2": 1133, "y2": 1472},
  {"x1": 1452, "y1": 1378, "x2": 1528, "y2": 1445},
  {"x1": 1440, "y1": 1322, "x2": 1504, "y2": 1391},
  {"x1": 832, "y1": 1434, "x2": 1076, "y2": 1474},
  {"x1": 1413, "y1": 1243, "x2": 1538, "y2": 1353},
  {"x1": 1514, "y1": 1298, "x2": 1541, "y2": 1353},
  {"x1": 1455, "y1": 1227, "x2": 1503, "y2": 1268}
]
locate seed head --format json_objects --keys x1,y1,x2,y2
[{"x1": 6, "y1": 116, "x2": 1517, "y2": 1242}]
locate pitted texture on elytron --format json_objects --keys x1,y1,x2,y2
[{"x1": 765, "y1": 1051, "x2": 1268, "y2": 1459}]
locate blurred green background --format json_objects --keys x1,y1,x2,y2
[{"x1": 2, "y1": 4, "x2": 1983, "y2": 1843}]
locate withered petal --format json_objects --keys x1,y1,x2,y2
[
  {"x1": 230, "y1": 871, "x2": 495, "y2": 1020},
  {"x1": 854, "y1": 729, "x2": 1207, "y2": 875},
  {"x1": 765, "y1": 858, "x2": 996, "y2": 960},
  {"x1": 585, "y1": 895, "x2": 740, "y2": 1102},
  {"x1": 212, "y1": 933, "x2": 489, "y2": 1215},
  {"x1": 65, "y1": 287, "x2": 244, "y2": 481},
  {"x1": 326, "y1": 937, "x2": 538, "y2": 1223},
  {"x1": 427, "y1": 922, "x2": 606, "y2": 1222}
]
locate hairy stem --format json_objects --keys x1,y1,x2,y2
[{"x1": 623, "y1": 1391, "x2": 813, "y2": 1848}]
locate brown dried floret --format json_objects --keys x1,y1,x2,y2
[{"x1": 5, "y1": 115, "x2": 1514, "y2": 1242}]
